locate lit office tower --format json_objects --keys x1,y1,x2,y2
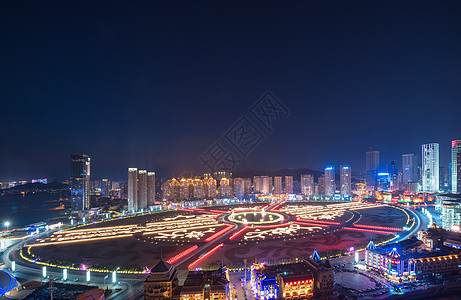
[
  {"x1": 261, "y1": 176, "x2": 272, "y2": 195},
  {"x1": 233, "y1": 178, "x2": 244, "y2": 200},
  {"x1": 366, "y1": 150, "x2": 379, "y2": 188},
  {"x1": 71, "y1": 154, "x2": 91, "y2": 216},
  {"x1": 422, "y1": 143, "x2": 440, "y2": 193},
  {"x1": 301, "y1": 175, "x2": 314, "y2": 197},
  {"x1": 128, "y1": 168, "x2": 138, "y2": 212},
  {"x1": 220, "y1": 178, "x2": 232, "y2": 198},
  {"x1": 458, "y1": 153, "x2": 461, "y2": 194},
  {"x1": 340, "y1": 165, "x2": 351, "y2": 196},
  {"x1": 274, "y1": 176, "x2": 283, "y2": 194},
  {"x1": 137, "y1": 170, "x2": 148, "y2": 210},
  {"x1": 285, "y1": 176, "x2": 293, "y2": 194},
  {"x1": 324, "y1": 166, "x2": 335, "y2": 197},
  {"x1": 452, "y1": 140, "x2": 461, "y2": 193},
  {"x1": 147, "y1": 172, "x2": 155, "y2": 206},
  {"x1": 243, "y1": 178, "x2": 252, "y2": 198},
  {"x1": 402, "y1": 154, "x2": 417, "y2": 184}
]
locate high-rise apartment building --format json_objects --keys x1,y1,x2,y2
[
  {"x1": 366, "y1": 150, "x2": 380, "y2": 188},
  {"x1": 128, "y1": 168, "x2": 138, "y2": 212},
  {"x1": 402, "y1": 154, "x2": 417, "y2": 184},
  {"x1": 193, "y1": 179, "x2": 203, "y2": 199},
  {"x1": 203, "y1": 177, "x2": 217, "y2": 198},
  {"x1": 285, "y1": 176, "x2": 293, "y2": 194},
  {"x1": 324, "y1": 166, "x2": 335, "y2": 197},
  {"x1": 233, "y1": 178, "x2": 244, "y2": 200},
  {"x1": 318, "y1": 176, "x2": 325, "y2": 197},
  {"x1": 301, "y1": 174, "x2": 314, "y2": 197},
  {"x1": 148, "y1": 172, "x2": 155, "y2": 206},
  {"x1": 219, "y1": 178, "x2": 232, "y2": 198},
  {"x1": 261, "y1": 176, "x2": 272, "y2": 195},
  {"x1": 340, "y1": 165, "x2": 351, "y2": 196},
  {"x1": 138, "y1": 170, "x2": 148, "y2": 209},
  {"x1": 457, "y1": 153, "x2": 461, "y2": 194},
  {"x1": 422, "y1": 143, "x2": 440, "y2": 193},
  {"x1": 71, "y1": 154, "x2": 91, "y2": 216},
  {"x1": 254, "y1": 176, "x2": 263, "y2": 193},
  {"x1": 274, "y1": 176, "x2": 283, "y2": 194},
  {"x1": 452, "y1": 140, "x2": 461, "y2": 193}
]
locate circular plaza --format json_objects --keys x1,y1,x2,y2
[{"x1": 18, "y1": 201, "x2": 416, "y2": 273}]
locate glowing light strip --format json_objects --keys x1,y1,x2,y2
[
  {"x1": 353, "y1": 224, "x2": 404, "y2": 231},
  {"x1": 204, "y1": 225, "x2": 234, "y2": 242},
  {"x1": 188, "y1": 243, "x2": 223, "y2": 269},
  {"x1": 209, "y1": 210, "x2": 226, "y2": 213},
  {"x1": 29, "y1": 234, "x2": 133, "y2": 247},
  {"x1": 229, "y1": 226, "x2": 248, "y2": 240},
  {"x1": 166, "y1": 245, "x2": 199, "y2": 264},
  {"x1": 178, "y1": 209, "x2": 196, "y2": 212},
  {"x1": 253, "y1": 222, "x2": 292, "y2": 229},
  {"x1": 343, "y1": 227, "x2": 396, "y2": 235},
  {"x1": 294, "y1": 221, "x2": 329, "y2": 228},
  {"x1": 296, "y1": 216, "x2": 340, "y2": 225}
]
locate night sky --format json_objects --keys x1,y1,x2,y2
[{"x1": 2, "y1": 1, "x2": 461, "y2": 181}]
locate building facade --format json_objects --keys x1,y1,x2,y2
[
  {"x1": 285, "y1": 176, "x2": 293, "y2": 194},
  {"x1": 452, "y1": 140, "x2": 461, "y2": 193},
  {"x1": 144, "y1": 260, "x2": 178, "y2": 300},
  {"x1": 340, "y1": 165, "x2": 351, "y2": 197},
  {"x1": 71, "y1": 154, "x2": 91, "y2": 217},
  {"x1": 366, "y1": 150, "x2": 380, "y2": 188},
  {"x1": 422, "y1": 143, "x2": 440, "y2": 193},
  {"x1": 324, "y1": 166, "x2": 335, "y2": 197},
  {"x1": 365, "y1": 237, "x2": 461, "y2": 281},
  {"x1": 301, "y1": 175, "x2": 314, "y2": 197},
  {"x1": 274, "y1": 176, "x2": 282, "y2": 194}
]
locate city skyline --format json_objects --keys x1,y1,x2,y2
[{"x1": 2, "y1": 1, "x2": 461, "y2": 181}]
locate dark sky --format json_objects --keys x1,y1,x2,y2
[{"x1": 1, "y1": 1, "x2": 461, "y2": 181}]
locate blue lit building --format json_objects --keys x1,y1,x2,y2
[
  {"x1": 71, "y1": 154, "x2": 91, "y2": 217},
  {"x1": 250, "y1": 256, "x2": 334, "y2": 299},
  {"x1": 365, "y1": 237, "x2": 461, "y2": 282}
]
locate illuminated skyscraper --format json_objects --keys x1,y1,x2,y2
[
  {"x1": 148, "y1": 172, "x2": 155, "y2": 206},
  {"x1": 179, "y1": 178, "x2": 189, "y2": 200},
  {"x1": 233, "y1": 178, "x2": 244, "y2": 200},
  {"x1": 366, "y1": 150, "x2": 379, "y2": 188},
  {"x1": 128, "y1": 168, "x2": 138, "y2": 212},
  {"x1": 254, "y1": 176, "x2": 263, "y2": 193},
  {"x1": 301, "y1": 174, "x2": 314, "y2": 197},
  {"x1": 402, "y1": 154, "x2": 417, "y2": 184},
  {"x1": 452, "y1": 140, "x2": 461, "y2": 193},
  {"x1": 318, "y1": 176, "x2": 325, "y2": 197},
  {"x1": 138, "y1": 170, "x2": 148, "y2": 209},
  {"x1": 71, "y1": 154, "x2": 91, "y2": 216},
  {"x1": 203, "y1": 177, "x2": 217, "y2": 198},
  {"x1": 219, "y1": 178, "x2": 232, "y2": 198},
  {"x1": 261, "y1": 176, "x2": 272, "y2": 195},
  {"x1": 193, "y1": 178, "x2": 203, "y2": 199},
  {"x1": 422, "y1": 143, "x2": 440, "y2": 193},
  {"x1": 274, "y1": 176, "x2": 283, "y2": 194},
  {"x1": 285, "y1": 176, "x2": 293, "y2": 194},
  {"x1": 324, "y1": 166, "x2": 335, "y2": 197},
  {"x1": 340, "y1": 165, "x2": 351, "y2": 196}
]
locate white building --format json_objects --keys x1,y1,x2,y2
[
  {"x1": 128, "y1": 168, "x2": 138, "y2": 212},
  {"x1": 340, "y1": 165, "x2": 351, "y2": 196},
  {"x1": 422, "y1": 143, "x2": 440, "y2": 193},
  {"x1": 324, "y1": 166, "x2": 335, "y2": 197},
  {"x1": 452, "y1": 140, "x2": 461, "y2": 193}
]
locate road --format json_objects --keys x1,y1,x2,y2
[{"x1": 1, "y1": 232, "x2": 146, "y2": 300}]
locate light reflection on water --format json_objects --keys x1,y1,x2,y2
[{"x1": 0, "y1": 192, "x2": 69, "y2": 227}]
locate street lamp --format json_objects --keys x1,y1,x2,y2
[{"x1": 4, "y1": 221, "x2": 10, "y2": 231}]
